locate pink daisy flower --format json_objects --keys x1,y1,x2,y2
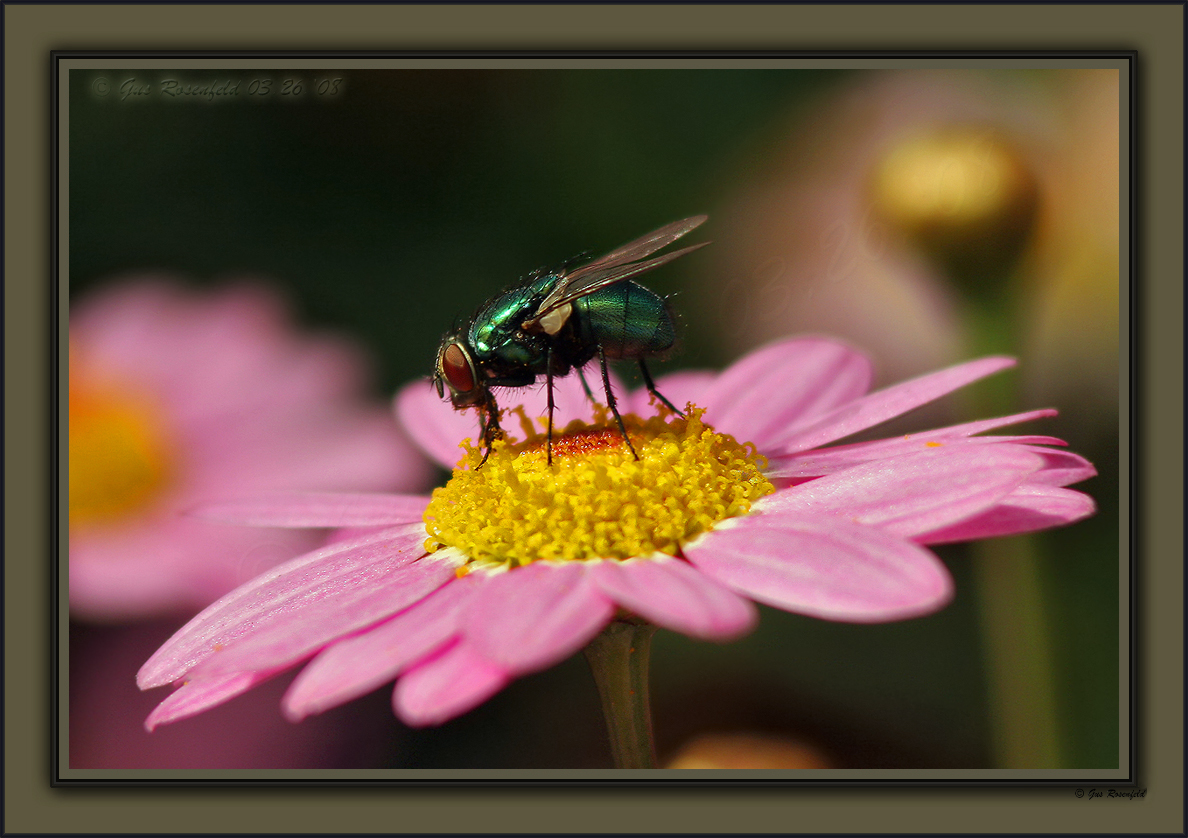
[
  {"x1": 69, "y1": 278, "x2": 433, "y2": 620},
  {"x1": 137, "y1": 337, "x2": 1095, "y2": 737}
]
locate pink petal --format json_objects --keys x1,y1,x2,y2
[
  {"x1": 685, "y1": 514, "x2": 953, "y2": 622},
  {"x1": 626, "y1": 369, "x2": 716, "y2": 416},
  {"x1": 463, "y1": 562, "x2": 615, "y2": 673},
  {"x1": 917, "y1": 485, "x2": 1097, "y2": 544},
  {"x1": 1017, "y1": 446, "x2": 1098, "y2": 487},
  {"x1": 190, "y1": 553, "x2": 459, "y2": 680},
  {"x1": 144, "y1": 669, "x2": 283, "y2": 731},
  {"x1": 765, "y1": 408, "x2": 1062, "y2": 478},
  {"x1": 394, "y1": 380, "x2": 479, "y2": 470},
  {"x1": 395, "y1": 370, "x2": 624, "y2": 470},
  {"x1": 701, "y1": 337, "x2": 873, "y2": 449},
  {"x1": 767, "y1": 435, "x2": 1065, "y2": 479},
  {"x1": 138, "y1": 524, "x2": 430, "y2": 689},
  {"x1": 768, "y1": 356, "x2": 1018, "y2": 454},
  {"x1": 392, "y1": 640, "x2": 509, "y2": 727},
  {"x1": 190, "y1": 492, "x2": 430, "y2": 528},
  {"x1": 589, "y1": 556, "x2": 757, "y2": 640},
  {"x1": 757, "y1": 443, "x2": 1046, "y2": 538},
  {"x1": 513, "y1": 363, "x2": 627, "y2": 428},
  {"x1": 916, "y1": 407, "x2": 1061, "y2": 439},
  {"x1": 282, "y1": 578, "x2": 476, "y2": 721}
]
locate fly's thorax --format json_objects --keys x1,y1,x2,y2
[{"x1": 469, "y1": 283, "x2": 543, "y2": 359}]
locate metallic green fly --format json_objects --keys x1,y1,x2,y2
[{"x1": 434, "y1": 216, "x2": 708, "y2": 465}]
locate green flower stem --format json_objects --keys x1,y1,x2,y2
[{"x1": 583, "y1": 619, "x2": 658, "y2": 769}]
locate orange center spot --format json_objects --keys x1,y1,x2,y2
[
  {"x1": 536, "y1": 427, "x2": 628, "y2": 458},
  {"x1": 69, "y1": 362, "x2": 175, "y2": 528}
]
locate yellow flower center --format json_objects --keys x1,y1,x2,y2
[
  {"x1": 69, "y1": 368, "x2": 175, "y2": 529},
  {"x1": 423, "y1": 406, "x2": 774, "y2": 568}
]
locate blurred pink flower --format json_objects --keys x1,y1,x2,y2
[
  {"x1": 137, "y1": 337, "x2": 1094, "y2": 732},
  {"x1": 69, "y1": 278, "x2": 433, "y2": 620}
]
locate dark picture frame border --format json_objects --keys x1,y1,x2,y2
[{"x1": 7, "y1": 4, "x2": 1180, "y2": 835}]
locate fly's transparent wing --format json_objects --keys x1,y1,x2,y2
[
  {"x1": 571, "y1": 215, "x2": 708, "y2": 278},
  {"x1": 525, "y1": 215, "x2": 708, "y2": 326}
]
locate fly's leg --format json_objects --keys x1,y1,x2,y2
[
  {"x1": 599, "y1": 344, "x2": 638, "y2": 460},
  {"x1": 476, "y1": 393, "x2": 503, "y2": 468},
  {"x1": 638, "y1": 359, "x2": 684, "y2": 416},
  {"x1": 477, "y1": 417, "x2": 495, "y2": 467},
  {"x1": 477, "y1": 419, "x2": 493, "y2": 467},
  {"x1": 545, "y1": 347, "x2": 556, "y2": 466},
  {"x1": 576, "y1": 365, "x2": 598, "y2": 404}
]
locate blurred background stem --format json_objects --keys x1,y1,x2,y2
[
  {"x1": 966, "y1": 292, "x2": 1063, "y2": 768},
  {"x1": 971, "y1": 537, "x2": 1062, "y2": 767}
]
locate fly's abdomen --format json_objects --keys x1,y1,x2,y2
[{"x1": 576, "y1": 281, "x2": 675, "y2": 359}]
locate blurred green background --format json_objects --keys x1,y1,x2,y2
[{"x1": 69, "y1": 67, "x2": 1121, "y2": 770}]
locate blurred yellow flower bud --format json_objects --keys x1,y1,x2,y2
[
  {"x1": 667, "y1": 732, "x2": 832, "y2": 769},
  {"x1": 870, "y1": 127, "x2": 1039, "y2": 283}
]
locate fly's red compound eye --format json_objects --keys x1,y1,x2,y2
[{"x1": 441, "y1": 342, "x2": 475, "y2": 394}]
